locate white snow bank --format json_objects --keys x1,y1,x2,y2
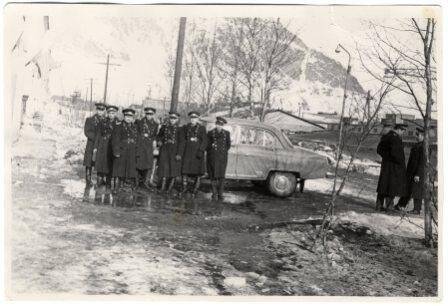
[
  {"x1": 296, "y1": 142, "x2": 381, "y2": 176},
  {"x1": 306, "y1": 178, "x2": 376, "y2": 202},
  {"x1": 60, "y1": 179, "x2": 85, "y2": 198},
  {"x1": 336, "y1": 211, "x2": 424, "y2": 239}
]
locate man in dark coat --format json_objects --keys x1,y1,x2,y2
[
  {"x1": 178, "y1": 111, "x2": 207, "y2": 197},
  {"x1": 157, "y1": 111, "x2": 182, "y2": 193},
  {"x1": 396, "y1": 127, "x2": 425, "y2": 214},
  {"x1": 94, "y1": 105, "x2": 119, "y2": 188},
  {"x1": 374, "y1": 121, "x2": 393, "y2": 210},
  {"x1": 112, "y1": 108, "x2": 138, "y2": 188},
  {"x1": 376, "y1": 123, "x2": 407, "y2": 211},
  {"x1": 136, "y1": 107, "x2": 159, "y2": 189},
  {"x1": 206, "y1": 117, "x2": 231, "y2": 200},
  {"x1": 83, "y1": 102, "x2": 106, "y2": 186}
]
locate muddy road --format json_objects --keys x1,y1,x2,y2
[{"x1": 9, "y1": 130, "x2": 437, "y2": 297}]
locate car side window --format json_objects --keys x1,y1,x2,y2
[
  {"x1": 240, "y1": 127, "x2": 260, "y2": 145},
  {"x1": 239, "y1": 126, "x2": 282, "y2": 149},
  {"x1": 263, "y1": 131, "x2": 282, "y2": 149}
]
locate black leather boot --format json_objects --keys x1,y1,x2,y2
[
  {"x1": 218, "y1": 178, "x2": 225, "y2": 201},
  {"x1": 143, "y1": 169, "x2": 152, "y2": 189},
  {"x1": 211, "y1": 179, "x2": 218, "y2": 201},
  {"x1": 159, "y1": 177, "x2": 167, "y2": 192},
  {"x1": 85, "y1": 167, "x2": 93, "y2": 187},
  {"x1": 178, "y1": 176, "x2": 188, "y2": 197},
  {"x1": 167, "y1": 177, "x2": 176, "y2": 194},
  {"x1": 94, "y1": 176, "x2": 104, "y2": 204},
  {"x1": 192, "y1": 177, "x2": 201, "y2": 198}
]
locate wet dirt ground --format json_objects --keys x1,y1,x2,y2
[{"x1": 9, "y1": 132, "x2": 437, "y2": 297}]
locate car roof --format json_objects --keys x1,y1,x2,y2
[
  {"x1": 201, "y1": 116, "x2": 280, "y2": 132},
  {"x1": 201, "y1": 116, "x2": 293, "y2": 149}
]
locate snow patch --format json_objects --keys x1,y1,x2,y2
[
  {"x1": 336, "y1": 211, "x2": 424, "y2": 239},
  {"x1": 306, "y1": 178, "x2": 376, "y2": 202},
  {"x1": 223, "y1": 277, "x2": 247, "y2": 288},
  {"x1": 60, "y1": 179, "x2": 85, "y2": 198}
]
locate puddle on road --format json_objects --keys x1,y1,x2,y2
[{"x1": 78, "y1": 184, "x2": 269, "y2": 222}]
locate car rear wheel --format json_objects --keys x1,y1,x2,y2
[{"x1": 268, "y1": 172, "x2": 297, "y2": 197}]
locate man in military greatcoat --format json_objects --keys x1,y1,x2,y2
[
  {"x1": 94, "y1": 105, "x2": 119, "y2": 190},
  {"x1": 136, "y1": 107, "x2": 159, "y2": 189},
  {"x1": 396, "y1": 127, "x2": 425, "y2": 214},
  {"x1": 83, "y1": 102, "x2": 106, "y2": 187},
  {"x1": 206, "y1": 117, "x2": 231, "y2": 200},
  {"x1": 374, "y1": 120, "x2": 393, "y2": 210},
  {"x1": 156, "y1": 111, "x2": 182, "y2": 193},
  {"x1": 178, "y1": 111, "x2": 207, "y2": 197},
  {"x1": 112, "y1": 108, "x2": 138, "y2": 188},
  {"x1": 376, "y1": 123, "x2": 407, "y2": 211}
]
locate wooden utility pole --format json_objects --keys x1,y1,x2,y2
[
  {"x1": 90, "y1": 78, "x2": 93, "y2": 114},
  {"x1": 170, "y1": 17, "x2": 187, "y2": 113},
  {"x1": 85, "y1": 87, "x2": 88, "y2": 111},
  {"x1": 98, "y1": 54, "x2": 121, "y2": 105}
]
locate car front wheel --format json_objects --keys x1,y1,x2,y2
[{"x1": 268, "y1": 172, "x2": 297, "y2": 197}]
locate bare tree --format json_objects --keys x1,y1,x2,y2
[
  {"x1": 317, "y1": 81, "x2": 394, "y2": 248},
  {"x1": 359, "y1": 18, "x2": 437, "y2": 246},
  {"x1": 234, "y1": 18, "x2": 264, "y2": 111},
  {"x1": 216, "y1": 19, "x2": 245, "y2": 117},
  {"x1": 258, "y1": 18, "x2": 299, "y2": 121},
  {"x1": 190, "y1": 24, "x2": 223, "y2": 113}
]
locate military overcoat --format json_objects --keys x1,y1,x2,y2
[
  {"x1": 94, "y1": 117, "x2": 119, "y2": 175},
  {"x1": 157, "y1": 123, "x2": 182, "y2": 178},
  {"x1": 178, "y1": 123, "x2": 207, "y2": 176},
  {"x1": 376, "y1": 130, "x2": 407, "y2": 197},
  {"x1": 112, "y1": 121, "x2": 138, "y2": 179},
  {"x1": 83, "y1": 114, "x2": 103, "y2": 167},
  {"x1": 206, "y1": 128, "x2": 231, "y2": 179},
  {"x1": 404, "y1": 142, "x2": 424, "y2": 200},
  {"x1": 136, "y1": 117, "x2": 159, "y2": 170}
]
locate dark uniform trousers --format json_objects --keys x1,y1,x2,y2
[
  {"x1": 136, "y1": 118, "x2": 159, "y2": 188},
  {"x1": 178, "y1": 123, "x2": 207, "y2": 196},
  {"x1": 206, "y1": 128, "x2": 231, "y2": 200}
]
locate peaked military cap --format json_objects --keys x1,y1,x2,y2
[
  {"x1": 216, "y1": 116, "x2": 227, "y2": 125},
  {"x1": 188, "y1": 111, "x2": 200, "y2": 118},
  {"x1": 144, "y1": 107, "x2": 156, "y2": 114},
  {"x1": 95, "y1": 102, "x2": 106, "y2": 110},
  {"x1": 169, "y1": 111, "x2": 180, "y2": 118},
  {"x1": 106, "y1": 105, "x2": 118, "y2": 112},
  {"x1": 122, "y1": 108, "x2": 136, "y2": 116}
]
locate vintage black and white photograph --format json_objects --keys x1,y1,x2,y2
[{"x1": 4, "y1": 2, "x2": 442, "y2": 299}]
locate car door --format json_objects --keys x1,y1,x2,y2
[{"x1": 236, "y1": 126, "x2": 282, "y2": 180}]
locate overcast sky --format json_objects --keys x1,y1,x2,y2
[{"x1": 5, "y1": 4, "x2": 440, "y2": 115}]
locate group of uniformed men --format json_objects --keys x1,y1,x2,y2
[
  {"x1": 375, "y1": 121, "x2": 427, "y2": 214},
  {"x1": 83, "y1": 102, "x2": 231, "y2": 201}
]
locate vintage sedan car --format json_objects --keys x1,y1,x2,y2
[{"x1": 201, "y1": 117, "x2": 331, "y2": 197}]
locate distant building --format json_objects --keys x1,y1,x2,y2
[
  {"x1": 381, "y1": 113, "x2": 437, "y2": 140},
  {"x1": 264, "y1": 109, "x2": 325, "y2": 133}
]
